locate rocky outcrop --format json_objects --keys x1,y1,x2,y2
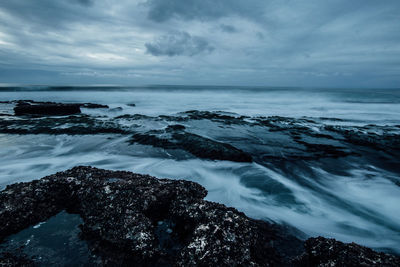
[
  {"x1": 1, "y1": 167, "x2": 399, "y2": 266},
  {"x1": 130, "y1": 125, "x2": 252, "y2": 162},
  {"x1": 11, "y1": 100, "x2": 109, "y2": 116},
  {"x1": 14, "y1": 102, "x2": 81, "y2": 116},
  {"x1": 0, "y1": 166, "x2": 298, "y2": 266}
]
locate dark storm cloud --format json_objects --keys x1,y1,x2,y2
[
  {"x1": 145, "y1": 0, "x2": 265, "y2": 22},
  {"x1": 145, "y1": 32, "x2": 214, "y2": 57}
]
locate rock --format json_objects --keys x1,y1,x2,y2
[
  {"x1": 14, "y1": 103, "x2": 81, "y2": 116},
  {"x1": 182, "y1": 110, "x2": 249, "y2": 125},
  {"x1": 0, "y1": 167, "x2": 399, "y2": 266},
  {"x1": 166, "y1": 124, "x2": 186, "y2": 131},
  {"x1": 9, "y1": 100, "x2": 109, "y2": 116},
  {"x1": 109, "y1": 107, "x2": 123, "y2": 112},
  {"x1": 325, "y1": 125, "x2": 400, "y2": 154},
  {"x1": 0, "y1": 115, "x2": 128, "y2": 135},
  {"x1": 0, "y1": 251, "x2": 34, "y2": 266},
  {"x1": 81, "y1": 103, "x2": 109, "y2": 109},
  {"x1": 293, "y1": 236, "x2": 400, "y2": 266},
  {"x1": 131, "y1": 129, "x2": 252, "y2": 162},
  {"x1": 0, "y1": 167, "x2": 299, "y2": 266}
]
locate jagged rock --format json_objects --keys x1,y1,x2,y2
[
  {"x1": 293, "y1": 237, "x2": 400, "y2": 266},
  {"x1": 1, "y1": 167, "x2": 399, "y2": 266},
  {"x1": 0, "y1": 166, "x2": 300, "y2": 266}
]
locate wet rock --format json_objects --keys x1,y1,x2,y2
[
  {"x1": 294, "y1": 140, "x2": 357, "y2": 158},
  {"x1": 325, "y1": 125, "x2": 400, "y2": 154},
  {"x1": 0, "y1": 251, "x2": 34, "y2": 266},
  {"x1": 1, "y1": 167, "x2": 399, "y2": 266},
  {"x1": 182, "y1": 110, "x2": 250, "y2": 125},
  {"x1": 109, "y1": 107, "x2": 123, "y2": 112},
  {"x1": 0, "y1": 166, "x2": 300, "y2": 266},
  {"x1": 81, "y1": 103, "x2": 109, "y2": 109},
  {"x1": 115, "y1": 114, "x2": 152, "y2": 120},
  {"x1": 293, "y1": 236, "x2": 400, "y2": 266},
  {"x1": 2, "y1": 104, "x2": 400, "y2": 168},
  {"x1": 0, "y1": 115, "x2": 128, "y2": 135},
  {"x1": 166, "y1": 124, "x2": 186, "y2": 131},
  {"x1": 14, "y1": 103, "x2": 81, "y2": 116},
  {"x1": 9, "y1": 100, "x2": 109, "y2": 116},
  {"x1": 131, "y1": 128, "x2": 252, "y2": 162}
]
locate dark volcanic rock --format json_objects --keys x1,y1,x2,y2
[
  {"x1": 0, "y1": 166, "x2": 300, "y2": 266},
  {"x1": 294, "y1": 237, "x2": 400, "y2": 266},
  {"x1": 1, "y1": 167, "x2": 399, "y2": 266},
  {"x1": 131, "y1": 128, "x2": 252, "y2": 162},
  {"x1": 14, "y1": 103, "x2": 81, "y2": 116}
]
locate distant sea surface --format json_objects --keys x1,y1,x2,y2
[{"x1": 1, "y1": 86, "x2": 399, "y2": 254}]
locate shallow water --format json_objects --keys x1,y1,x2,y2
[
  {"x1": 0, "y1": 86, "x2": 399, "y2": 255},
  {"x1": 0, "y1": 211, "x2": 96, "y2": 265}
]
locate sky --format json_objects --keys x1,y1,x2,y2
[{"x1": 0, "y1": 0, "x2": 399, "y2": 87}]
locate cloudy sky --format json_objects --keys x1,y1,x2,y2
[{"x1": 0, "y1": 0, "x2": 399, "y2": 87}]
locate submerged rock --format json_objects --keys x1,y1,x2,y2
[{"x1": 0, "y1": 167, "x2": 399, "y2": 266}]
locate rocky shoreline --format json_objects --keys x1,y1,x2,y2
[
  {"x1": 1, "y1": 100, "x2": 399, "y2": 169},
  {"x1": 1, "y1": 166, "x2": 399, "y2": 266}
]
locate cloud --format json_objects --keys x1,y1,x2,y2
[
  {"x1": 145, "y1": 31, "x2": 214, "y2": 57},
  {"x1": 0, "y1": 0, "x2": 98, "y2": 32},
  {"x1": 0, "y1": 0, "x2": 400, "y2": 87},
  {"x1": 75, "y1": 0, "x2": 93, "y2": 6},
  {"x1": 219, "y1": 24, "x2": 237, "y2": 33},
  {"x1": 145, "y1": 0, "x2": 265, "y2": 22}
]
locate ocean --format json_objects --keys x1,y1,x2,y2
[{"x1": 0, "y1": 85, "x2": 399, "y2": 255}]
